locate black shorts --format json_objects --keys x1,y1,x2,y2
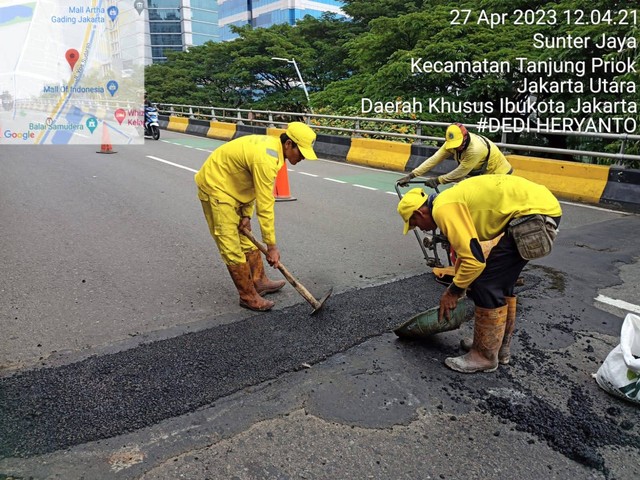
[{"x1": 467, "y1": 216, "x2": 561, "y2": 309}]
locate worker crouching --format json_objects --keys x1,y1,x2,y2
[
  {"x1": 397, "y1": 175, "x2": 562, "y2": 373},
  {"x1": 195, "y1": 122, "x2": 317, "y2": 311}
]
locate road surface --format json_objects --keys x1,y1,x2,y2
[{"x1": 1, "y1": 130, "x2": 639, "y2": 479}]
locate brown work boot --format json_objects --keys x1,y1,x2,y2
[
  {"x1": 245, "y1": 249, "x2": 285, "y2": 295},
  {"x1": 460, "y1": 297, "x2": 517, "y2": 364},
  {"x1": 227, "y1": 262, "x2": 274, "y2": 311},
  {"x1": 498, "y1": 296, "x2": 517, "y2": 364},
  {"x1": 445, "y1": 305, "x2": 508, "y2": 373}
]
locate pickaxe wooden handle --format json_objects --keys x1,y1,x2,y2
[{"x1": 240, "y1": 227, "x2": 332, "y2": 314}]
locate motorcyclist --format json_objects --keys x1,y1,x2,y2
[{"x1": 143, "y1": 94, "x2": 160, "y2": 139}]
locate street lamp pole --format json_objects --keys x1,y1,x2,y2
[{"x1": 271, "y1": 56, "x2": 313, "y2": 114}]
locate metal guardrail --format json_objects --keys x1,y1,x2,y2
[{"x1": 156, "y1": 103, "x2": 640, "y2": 164}]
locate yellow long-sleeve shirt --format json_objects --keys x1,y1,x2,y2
[
  {"x1": 195, "y1": 135, "x2": 284, "y2": 245},
  {"x1": 413, "y1": 132, "x2": 512, "y2": 183},
  {"x1": 432, "y1": 175, "x2": 562, "y2": 290}
]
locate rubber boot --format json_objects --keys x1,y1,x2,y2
[
  {"x1": 445, "y1": 305, "x2": 508, "y2": 373},
  {"x1": 498, "y1": 296, "x2": 517, "y2": 364},
  {"x1": 460, "y1": 297, "x2": 517, "y2": 364},
  {"x1": 245, "y1": 249, "x2": 285, "y2": 295},
  {"x1": 227, "y1": 263, "x2": 274, "y2": 311}
]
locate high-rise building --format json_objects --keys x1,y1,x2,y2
[
  {"x1": 146, "y1": 0, "x2": 219, "y2": 63},
  {"x1": 218, "y1": 0, "x2": 345, "y2": 41}
]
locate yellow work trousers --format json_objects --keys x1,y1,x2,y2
[{"x1": 198, "y1": 188, "x2": 255, "y2": 265}]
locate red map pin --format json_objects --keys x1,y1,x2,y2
[
  {"x1": 65, "y1": 49, "x2": 79, "y2": 70},
  {"x1": 114, "y1": 108, "x2": 126, "y2": 125}
]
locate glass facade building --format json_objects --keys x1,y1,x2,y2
[
  {"x1": 218, "y1": 0, "x2": 345, "y2": 41},
  {"x1": 146, "y1": 0, "x2": 219, "y2": 63}
]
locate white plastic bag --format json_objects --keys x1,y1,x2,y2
[{"x1": 595, "y1": 313, "x2": 640, "y2": 404}]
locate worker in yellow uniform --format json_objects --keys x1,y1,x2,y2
[
  {"x1": 195, "y1": 122, "x2": 317, "y2": 312},
  {"x1": 397, "y1": 175, "x2": 562, "y2": 373},
  {"x1": 397, "y1": 123, "x2": 513, "y2": 188}
]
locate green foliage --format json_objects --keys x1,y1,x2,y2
[
  {"x1": 146, "y1": 14, "x2": 353, "y2": 113},
  {"x1": 145, "y1": 0, "x2": 639, "y2": 165},
  {"x1": 341, "y1": 0, "x2": 433, "y2": 25}
]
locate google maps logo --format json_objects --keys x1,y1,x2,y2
[{"x1": 3, "y1": 130, "x2": 36, "y2": 140}]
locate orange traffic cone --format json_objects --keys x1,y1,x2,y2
[
  {"x1": 96, "y1": 123, "x2": 116, "y2": 154},
  {"x1": 273, "y1": 163, "x2": 296, "y2": 202}
]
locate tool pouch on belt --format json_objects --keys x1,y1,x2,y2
[{"x1": 509, "y1": 215, "x2": 558, "y2": 260}]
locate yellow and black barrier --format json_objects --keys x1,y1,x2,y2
[
  {"x1": 601, "y1": 167, "x2": 640, "y2": 210},
  {"x1": 158, "y1": 117, "x2": 639, "y2": 210},
  {"x1": 346, "y1": 138, "x2": 411, "y2": 171},
  {"x1": 206, "y1": 121, "x2": 236, "y2": 140},
  {"x1": 506, "y1": 156, "x2": 639, "y2": 210},
  {"x1": 506, "y1": 154, "x2": 609, "y2": 204},
  {"x1": 166, "y1": 116, "x2": 189, "y2": 133},
  {"x1": 165, "y1": 116, "x2": 238, "y2": 140}
]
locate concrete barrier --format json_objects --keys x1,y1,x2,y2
[
  {"x1": 406, "y1": 144, "x2": 439, "y2": 171},
  {"x1": 158, "y1": 114, "x2": 169, "y2": 130},
  {"x1": 315, "y1": 133, "x2": 351, "y2": 162},
  {"x1": 167, "y1": 116, "x2": 189, "y2": 133},
  {"x1": 346, "y1": 138, "x2": 410, "y2": 171},
  {"x1": 266, "y1": 127, "x2": 285, "y2": 138},
  {"x1": 601, "y1": 167, "x2": 640, "y2": 211},
  {"x1": 206, "y1": 121, "x2": 236, "y2": 140},
  {"x1": 507, "y1": 154, "x2": 609, "y2": 204},
  {"x1": 234, "y1": 125, "x2": 267, "y2": 138},
  {"x1": 157, "y1": 118, "x2": 640, "y2": 210},
  {"x1": 185, "y1": 118, "x2": 210, "y2": 137},
  {"x1": 406, "y1": 144, "x2": 455, "y2": 176}
]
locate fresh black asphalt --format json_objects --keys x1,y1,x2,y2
[{"x1": 0, "y1": 273, "x2": 442, "y2": 458}]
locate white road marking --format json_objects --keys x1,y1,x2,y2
[
  {"x1": 595, "y1": 294, "x2": 640, "y2": 314},
  {"x1": 560, "y1": 200, "x2": 631, "y2": 214},
  {"x1": 354, "y1": 184, "x2": 377, "y2": 191},
  {"x1": 324, "y1": 178, "x2": 347, "y2": 184},
  {"x1": 146, "y1": 155, "x2": 198, "y2": 173},
  {"x1": 299, "y1": 172, "x2": 318, "y2": 177},
  {"x1": 161, "y1": 139, "x2": 210, "y2": 154}
]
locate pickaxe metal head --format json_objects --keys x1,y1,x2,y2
[{"x1": 310, "y1": 287, "x2": 333, "y2": 315}]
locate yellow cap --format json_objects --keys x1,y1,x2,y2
[
  {"x1": 286, "y1": 122, "x2": 317, "y2": 160},
  {"x1": 443, "y1": 123, "x2": 468, "y2": 150},
  {"x1": 397, "y1": 188, "x2": 428, "y2": 235}
]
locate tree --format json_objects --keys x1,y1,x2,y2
[
  {"x1": 341, "y1": 0, "x2": 431, "y2": 25},
  {"x1": 143, "y1": 0, "x2": 638, "y2": 164}
]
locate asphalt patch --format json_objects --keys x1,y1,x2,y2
[
  {"x1": 480, "y1": 380, "x2": 640, "y2": 477},
  {"x1": 476, "y1": 298, "x2": 640, "y2": 477},
  {"x1": 1, "y1": 273, "x2": 444, "y2": 458}
]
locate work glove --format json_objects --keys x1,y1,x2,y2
[
  {"x1": 397, "y1": 172, "x2": 416, "y2": 186},
  {"x1": 424, "y1": 177, "x2": 440, "y2": 189}
]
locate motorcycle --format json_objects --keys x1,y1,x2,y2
[{"x1": 144, "y1": 105, "x2": 160, "y2": 140}]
